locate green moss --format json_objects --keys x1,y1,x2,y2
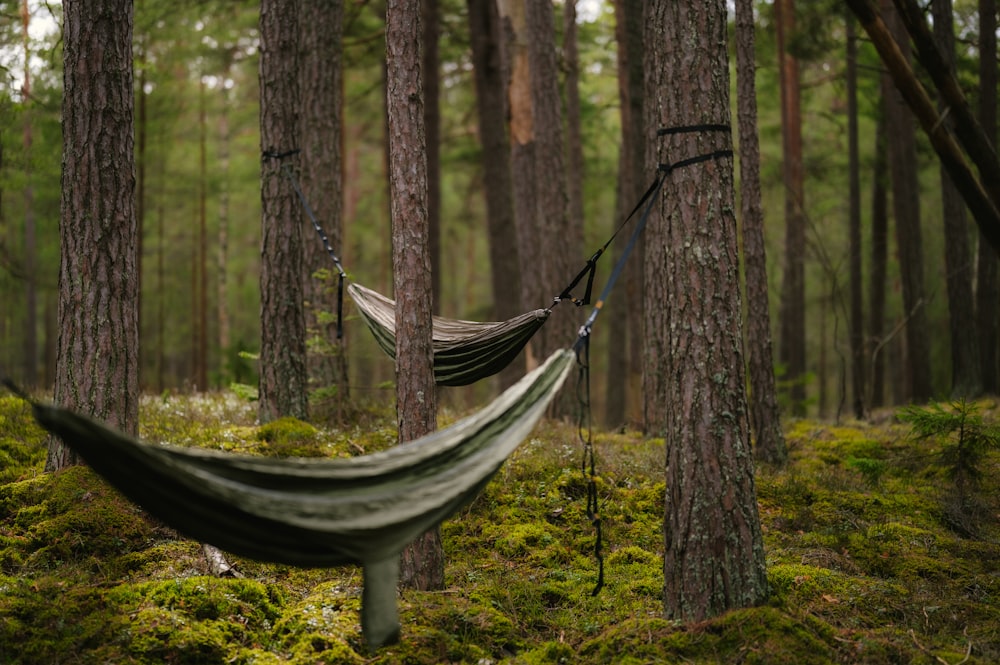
[
  {"x1": 256, "y1": 417, "x2": 324, "y2": 457},
  {"x1": 0, "y1": 396, "x2": 47, "y2": 483}
]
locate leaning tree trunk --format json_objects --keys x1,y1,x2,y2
[
  {"x1": 49, "y1": 0, "x2": 139, "y2": 470},
  {"x1": 386, "y1": 0, "x2": 443, "y2": 591},
  {"x1": 643, "y1": 0, "x2": 768, "y2": 621}
]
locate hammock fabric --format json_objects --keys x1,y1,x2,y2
[
  {"x1": 16, "y1": 349, "x2": 575, "y2": 649},
  {"x1": 348, "y1": 282, "x2": 551, "y2": 386}
]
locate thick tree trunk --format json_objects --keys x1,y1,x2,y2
[
  {"x1": 736, "y1": 0, "x2": 786, "y2": 464},
  {"x1": 424, "y1": 0, "x2": 441, "y2": 314},
  {"x1": 977, "y1": 0, "x2": 999, "y2": 393},
  {"x1": 258, "y1": 0, "x2": 308, "y2": 422},
  {"x1": 869, "y1": 106, "x2": 889, "y2": 409},
  {"x1": 386, "y1": 0, "x2": 443, "y2": 591},
  {"x1": 50, "y1": 0, "x2": 139, "y2": 469},
  {"x1": 467, "y1": 0, "x2": 523, "y2": 389},
  {"x1": 643, "y1": 0, "x2": 768, "y2": 621}
]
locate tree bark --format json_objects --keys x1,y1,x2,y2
[
  {"x1": 643, "y1": 0, "x2": 768, "y2": 621},
  {"x1": 300, "y1": 0, "x2": 349, "y2": 396},
  {"x1": 606, "y1": 0, "x2": 644, "y2": 429},
  {"x1": 846, "y1": 14, "x2": 867, "y2": 418},
  {"x1": 775, "y1": 0, "x2": 807, "y2": 416},
  {"x1": 869, "y1": 106, "x2": 889, "y2": 409},
  {"x1": 882, "y1": 0, "x2": 933, "y2": 403},
  {"x1": 977, "y1": 0, "x2": 999, "y2": 393},
  {"x1": 259, "y1": 0, "x2": 308, "y2": 423},
  {"x1": 932, "y1": 0, "x2": 981, "y2": 399},
  {"x1": 467, "y1": 0, "x2": 523, "y2": 389},
  {"x1": 736, "y1": 0, "x2": 786, "y2": 463},
  {"x1": 50, "y1": 0, "x2": 140, "y2": 469},
  {"x1": 423, "y1": 0, "x2": 441, "y2": 314},
  {"x1": 386, "y1": 0, "x2": 443, "y2": 591}
]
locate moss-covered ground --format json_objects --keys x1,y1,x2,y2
[{"x1": 1, "y1": 391, "x2": 998, "y2": 664}]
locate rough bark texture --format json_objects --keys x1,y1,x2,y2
[
  {"x1": 882, "y1": 0, "x2": 932, "y2": 403},
  {"x1": 258, "y1": 0, "x2": 307, "y2": 423},
  {"x1": 736, "y1": 0, "x2": 786, "y2": 464},
  {"x1": 423, "y1": 0, "x2": 441, "y2": 314},
  {"x1": 564, "y1": 0, "x2": 585, "y2": 258},
  {"x1": 300, "y1": 0, "x2": 349, "y2": 396},
  {"x1": 49, "y1": 0, "x2": 139, "y2": 470},
  {"x1": 606, "y1": 0, "x2": 645, "y2": 429},
  {"x1": 932, "y1": 0, "x2": 981, "y2": 399},
  {"x1": 386, "y1": 0, "x2": 443, "y2": 591},
  {"x1": 642, "y1": 1, "x2": 768, "y2": 621},
  {"x1": 468, "y1": 0, "x2": 523, "y2": 389},
  {"x1": 775, "y1": 0, "x2": 807, "y2": 415}
]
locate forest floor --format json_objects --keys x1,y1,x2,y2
[{"x1": 0, "y1": 389, "x2": 998, "y2": 664}]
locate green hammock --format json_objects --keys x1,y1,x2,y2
[
  {"x1": 348, "y1": 282, "x2": 551, "y2": 386},
  {"x1": 17, "y1": 348, "x2": 575, "y2": 649}
]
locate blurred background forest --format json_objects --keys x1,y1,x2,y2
[{"x1": 0, "y1": 0, "x2": 995, "y2": 422}]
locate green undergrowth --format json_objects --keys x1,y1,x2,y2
[{"x1": 0, "y1": 392, "x2": 998, "y2": 663}]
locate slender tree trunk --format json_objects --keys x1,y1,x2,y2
[
  {"x1": 258, "y1": 0, "x2": 307, "y2": 422},
  {"x1": 932, "y1": 0, "x2": 981, "y2": 399},
  {"x1": 21, "y1": 0, "x2": 37, "y2": 389},
  {"x1": 869, "y1": 106, "x2": 889, "y2": 409},
  {"x1": 300, "y1": 0, "x2": 348, "y2": 395},
  {"x1": 136, "y1": 52, "x2": 147, "y2": 390},
  {"x1": 387, "y1": 0, "x2": 443, "y2": 591},
  {"x1": 50, "y1": 0, "x2": 139, "y2": 469},
  {"x1": 977, "y1": 0, "x2": 999, "y2": 393},
  {"x1": 644, "y1": 0, "x2": 768, "y2": 621},
  {"x1": 218, "y1": 60, "x2": 232, "y2": 383},
  {"x1": 197, "y1": 76, "x2": 209, "y2": 391},
  {"x1": 846, "y1": 13, "x2": 867, "y2": 418},
  {"x1": 775, "y1": 0, "x2": 807, "y2": 415},
  {"x1": 467, "y1": 0, "x2": 523, "y2": 389},
  {"x1": 606, "y1": 0, "x2": 644, "y2": 429},
  {"x1": 736, "y1": 0, "x2": 786, "y2": 464},
  {"x1": 424, "y1": 0, "x2": 441, "y2": 314},
  {"x1": 564, "y1": 0, "x2": 584, "y2": 250},
  {"x1": 882, "y1": 0, "x2": 932, "y2": 403}
]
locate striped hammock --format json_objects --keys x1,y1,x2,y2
[
  {"x1": 21, "y1": 349, "x2": 575, "y2": 649},
  {"x1": 348, "y1": 282, "x2": 551, "y2": 386}
]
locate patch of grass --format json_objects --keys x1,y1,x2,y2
[{"x1": 0, "y1": 392, "x2": 998, "y2": 663}]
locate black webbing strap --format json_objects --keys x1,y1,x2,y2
[
  {"x1": 571, "y1": 127, "x2": 733, "y2": 596},
  {"x1": 265, "y1": 149, "x2": 349, "y2": 340},
  {"x1": 555, "y1": 123, "x2": 731, "y2": 309}
]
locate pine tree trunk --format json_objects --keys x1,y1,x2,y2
[
  {"x1": 977, "y1": 0, "x2": 999, "y2": 393},
  {"x1": 736, "y1": 0, "x2": 786, "y2": 464},
  {"x1": 869, "y1": 105, "x2": 889, "y2": 409},
  {"x1": 50, "y1": 0, "x2": 140, "y2": 469},
  {"x1": 300, "y1": 0, "x2": 348, "y2": 396},
  {"x1": 882, "y1": 0, "x2": 932, "y2": 403},
  {"x1": 386, "y1": 0, "x2": 443, "y2": 591},
  {"x1": 258, "y1": 0, "x2": 308, "y2": 422},
  {"x1": 467, "y1": 0, "x2": 523, "y2": 389},
  {"x1": 424, "y1": 0, "x2": 441, "y2": 314},
  {"x1": 643, "y1": 0, "x2": 768, "y2": 621},
  {"x1": 846, "y1": 14, "x2": 867, "y2": 418},
  {"x1": 21, "y1": 0, "x2": 37, "y2": 389},
  {"x1": 775, "y1": 0, "x2": 807, "y2": 416},
  {"x1": 932, "y1": 0, "x2": 981, "y2": 399}
]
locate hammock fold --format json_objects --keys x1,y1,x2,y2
[
  {"x1": 348, "y1": 282, "x2": 550, "y2": 386},
  {"x1": 24, "y1": 348, "x2": 575, "y2": 649}
]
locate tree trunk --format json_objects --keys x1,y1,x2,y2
[
  {"x1": 977, "y1": 0, "x2": 999, "y2": 393},
  {"x1": 258, "y1": 0, "x2": 308, "y2": 422},
  {"x1": 736, "y1": 0, "x2": 786, "y2": 464},
  {"x1": 882, "y1": 0, "x2": 932, "y2": 403},
  {"x1": 300, "y1": 0, "x2": 348, "y2": 396},
  {"x1": 846, "y1": 13, "x2": 867, "y2": 418},
  {"x1": 424, "y1": 0, "x2": 441, "y2": 314},
  {"x1": 467, "y1": 0, "x2": 523, "y2": 389},
  {"x1": 217, "y1": 57, "x2": 232, "y2": 383},
  {"x1": 869, "y1": 105, "x2": 889, "y2": 409},
  {"x1": 606, "y1": 0, "x2": 644, "y2": 429},
  {"x1": 196, "y1": 77, "x2": 209, "y2": 391},
  {"x1": 564, "y1": 0, "x2": 585, "y2": 258},
  {"x1": 386, "y1": 0, "x2": 443, "y2": 591},
  {"x1": 21, "y1": 0, "x2": 37, "y2": 389},
  {"x1": 775, "y1": 0, "x2": 807, "y2": 416},
  {"x1": 50, "y1": 0, "x2": 140, "y2": 469},
  {"x1": 643, "y1": 0, "x2": 768, "y2": 621},
  {"x1": 932, "y1": 0, "x2": 981, "y2": 399}
]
